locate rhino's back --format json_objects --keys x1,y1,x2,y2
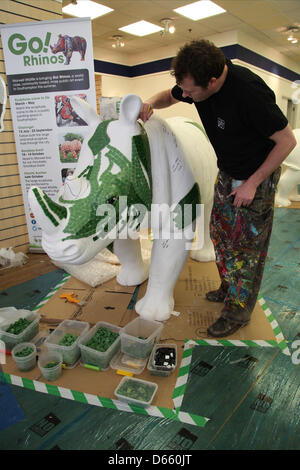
[{"x1": 166, "y1": 116, "x2": 218, "y2": 203}]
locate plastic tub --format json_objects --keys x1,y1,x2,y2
[
  {"x1": 0, "y1": 312, "x2": 40, "y2": 351},
  {"x1": 114, "y1": 376, "x2": 158, "y2": 408},
  {"x1": 45, "y1": 320, "x2": 89, "y2": 366},
  {"x1": 38, "y1": 351, "x2": 63, "y2": 382},
  {"x1": 12, "y1": 342, "x2": 37, "y2": 372},
  {"x1": 110, "y1": 350, "x2": 147, "y2": 375},
  {"x1": 120, "y1": 317, "x2": 163, "y2": 359},
  {"x1": 147, "y1": 343, "x2": 177, "y2": 377},
  {"x1": 78, "y1": 322, "x2": 121, "y2": 370}
]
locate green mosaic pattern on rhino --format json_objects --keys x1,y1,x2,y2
[
  {"x1": 59, "y1": 122, "x2": 153, "y2": 242},
  {"x1": 32, "y1": 117, "x2": 201, "y2": 241},
  {"x1": 32, "y1": 188, "x2": 59, "y2": 228},
  {"x1": 173, "y1": 183, "x2": 201, "y2": 229}
]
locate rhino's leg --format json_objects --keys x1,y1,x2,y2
[
  {"x1": 113, "y1": 238, "x2": 149, "y2": 286},
  {"x1": 275, "y1": 168, "x2": 300, "y2": 207},
  {"x1": 135, "y1": 237, "x2": 191, "y2": 322},
  {"x1": 190, "y1": 200, "x2": 215, "y2": 262}
]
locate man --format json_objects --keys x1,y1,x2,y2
[{"x1": 139, "y1": 39, "x2": 296, "y2": 338}]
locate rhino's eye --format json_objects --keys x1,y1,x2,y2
[{"x1": 107, "y1": 196, "x2": 117, "y2": 205}]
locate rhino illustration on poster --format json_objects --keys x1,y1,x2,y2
[
  {"x1": 28, "y1": 94, "x2": 218, "y2": 321},
  {"x1": 50, "y1": 34, "x2": 87, "y2": 65}
]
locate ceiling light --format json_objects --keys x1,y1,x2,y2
[
  {"x1": 291, "y1": 38, "x2": 298, "y2": 44},
  {"x1": 63, "y1": 0, "x2": 113, "y2": 20},
  {"x1": 112, "y1": 35, "x2": 125, "y2": 48},
  {"x1": 173, "y1": 0, "x2": 226, "y2": 21},
  {"x1": 288, "y1": 35, "x2": 294, "y2": 41},
  {"x1": 160, "y1": 18, "x2": 176, "y2": 36},
  {"x1": 119, "y1": 20, "x2": 163, "y2": 37}
]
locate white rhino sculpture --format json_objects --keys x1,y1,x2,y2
[
  {"x1": 275, "y1": 128, "x2": 300, "y2": 207},
  {"x1": 28, "y1": 94, "x2": 218, "y2": 321}
]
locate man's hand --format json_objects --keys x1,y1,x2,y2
[
  {"x1": 227, "y1": 180, "x2": 257, "y2": 208},
  {"x1": 139, "y1": 102, "x2": 153, "y2": 122}
]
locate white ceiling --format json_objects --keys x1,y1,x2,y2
[{"x1": 62, "y1": 0, "x2": 300, "y2": 64}]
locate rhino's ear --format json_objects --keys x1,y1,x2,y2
[
  {"x1": 70, "y1": 96, "x2": 101, "y2": 127},
  {"x1": 119, "y1": 94, "x2": 142, "y2": 126}
]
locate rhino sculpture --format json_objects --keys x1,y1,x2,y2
[
  {"x1": 28, "y1": 94, "x2": 218, "y2": 321},
  {"x1": 275, "y1": 128, "x2": 300, "y2": 207}
]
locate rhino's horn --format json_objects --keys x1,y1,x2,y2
[{"x1": 28, "y1": 186, "x2": 67, "y2": 234}]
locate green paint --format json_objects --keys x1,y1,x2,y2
[
  {"x1": 186, "y1": 121, "x2": 207, "y2": 137},
  {"x1": 173, "y1": 183, "x2": 200, "y2": 229},
  {"x1": 43, "y1": 192, "x2": 67, "y2": 220},
  {"x1": 88, "y1": 120, "x2": 112, "y2": 156},
  {"x1": 32, "y1": 188, "x2": 59, "y2": 227}
]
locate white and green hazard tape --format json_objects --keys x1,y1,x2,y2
[
  {"x1": 257, "y1": 294, "x2": 289, "y2": 354},
  {"x1": 32, "y1": 273, "x2": 71, "y2": 311},
  {"x1": 1, "y1": 275, "x2": 289, "y2": 428},
  {"x1": 171, "y1": 296, "x2": 290, "y2": 416},
  {"x1": 0, "y1": 371, "x2": 208, "y2": 427}
]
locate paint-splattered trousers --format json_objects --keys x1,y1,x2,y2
[{"x1": 210, "y1": 168, "x2": 281, "y2": 324}]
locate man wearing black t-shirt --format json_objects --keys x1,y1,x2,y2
[{"x1": 139, "y1": 39, "x2": 296, "y2": 338}]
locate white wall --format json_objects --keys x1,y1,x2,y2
[{"x1": 98, "y1": 29, "x2": 300, "y2": 128}]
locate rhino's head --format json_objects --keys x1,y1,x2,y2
[
  {"x1": 28, "y1": 94, "x2": 152, "y2": 265},
  {"x1": 50, "y1": 34, "x2": 64, "y2": 54}
]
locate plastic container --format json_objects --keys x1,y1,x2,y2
[
  {"x1": 114, "y1": 376, "x2": 158, "y2": 408},
  {"x1": 147, "y1": 343, "x2": 177, "y2": 377},
  {"x1": 45, "y1": 320, "x2": 89, "y2": 366},
  {"x1": 12, "y1": 342, "x2": 37, "y2": 372},
  {"x1": 78, "y1": 322, "x2": 121, "y2": 370},
  {"x1": 110, "y1": 350, "x2": 147, "y2": 375},
  {"x1": 0, "y1": 312, "x2": 40, "y2": 351},
  {"x1": 0, "y1": 307, "x2": 32, "y2": 330},
  {"x1": 38, "y1": 351, "x2": 63, "y2": 382},
  {"x1": 120, "y1": 317, "x2": 163, "y2": 359}
]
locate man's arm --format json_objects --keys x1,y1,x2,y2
[
  {"x1": 139, "y1": 89, "x2": 179, "y2": 122},
  {"x1": 229, "y1": 124, "x2": 297, "y2": 208}
]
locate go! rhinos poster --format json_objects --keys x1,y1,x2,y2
[{"x1": 1, "y1": 18, "x2": 96, "y2": 251}]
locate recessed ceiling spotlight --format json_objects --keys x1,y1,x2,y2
[{"x1": 173, "y1": 0, "x2": 226, "y2": 21}]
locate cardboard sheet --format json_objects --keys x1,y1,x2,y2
[{"x1": 2, "y1": 256, "x2": 277, "y2": 412}]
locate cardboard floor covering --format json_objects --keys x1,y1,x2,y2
[{"x1": 2, "y1": 257, "x2": 279, "y2": 413}]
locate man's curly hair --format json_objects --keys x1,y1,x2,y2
[{"x1": 171, "y1": 40, "x2": 226, "y2": 88}]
